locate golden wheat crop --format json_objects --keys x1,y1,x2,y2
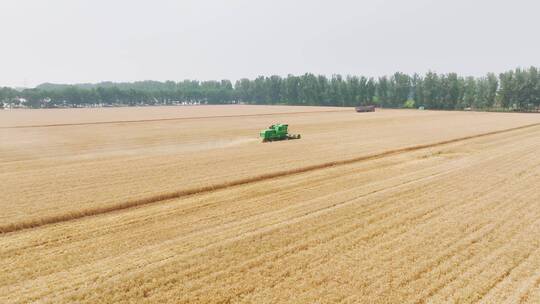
[{"x1": 1, "y1": 105, "x2": 540, "y2": 303}]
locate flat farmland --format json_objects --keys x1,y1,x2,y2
[{"x1": 1, "y1": 105, "x2": 540, "y2": 303}]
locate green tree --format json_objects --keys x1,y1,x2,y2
[
  {"x1": 390, "y1": 72, "x2": 411, "y2": 107},
  {"x1": 498, "y1": 71, "x2": 515, "y2": 108},
  {"x1": 463, "y1": 76, "x2": 476, "y2": 108},
  {"x1": 422, "y1": 71, "x2": 440, "y2": 109},
  {"x1": 376, "y1": 76, "x2": 389, "y2": 107}
]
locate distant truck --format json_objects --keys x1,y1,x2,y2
[{"x1": 355, "y1": 105, "x2": 376, "y2": 112}]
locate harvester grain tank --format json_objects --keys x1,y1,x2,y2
[
  {"x1": 355, "y1": 105, "x2": 376, "y2": 112},
  {"x1": 260, "y1": 124, "x2": 301, "y2": 142}
]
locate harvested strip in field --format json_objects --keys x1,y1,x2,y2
[
  {"x1": 0, "y1": 105, "x2": 349, "y2": 128},
  {"x1": 0, "y1": 108, "x2": 352, "y2": 129}
]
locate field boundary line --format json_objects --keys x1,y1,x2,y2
[
  {"x1": 0, "y1": 109, "x2": 351, "y2": 129},
  {"x1": 1, "y1": 122, "x2": 540, "y2": 234}
]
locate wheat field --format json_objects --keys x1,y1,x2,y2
[{"x1": 1, "y1": 105, "x2": 540, "y2": 303}]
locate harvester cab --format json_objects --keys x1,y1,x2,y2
[{"x1": 260, "y1": 124, "x2": 301, "y2": 142}]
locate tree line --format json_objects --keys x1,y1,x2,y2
[{"x1": 1, "y1": 67, "x2": 539, "y2": 111}]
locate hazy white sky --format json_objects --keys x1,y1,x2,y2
[{"x1": 1, "y1": 0, "x2": 539, "y2": 87}]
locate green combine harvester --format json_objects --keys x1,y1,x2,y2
[{"x1": 260, "y1": 124, "x2": 301, "y2": 142}]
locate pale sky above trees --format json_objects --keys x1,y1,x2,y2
[{"x1": 1, "y1": 0, "x2": 539, "y2": 87}]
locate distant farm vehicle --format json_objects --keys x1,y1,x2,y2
[
  {"x1": 260, "y1": 124, "x2": 301, "y2": 142},
  {"x1": 355, "y1": 105, "x2": 376, "y2": 112}
]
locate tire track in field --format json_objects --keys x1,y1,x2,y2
[
  {"x1": 0, "y1": 153, "x2": 448, "y2": 284},
  {"x1": 153, "y1": 154, "x2": 510, "y2": 301},
  {"x1": 395, "y1": 150, "x2": 540, "y2": 303},
  {"x1": 0, "y1": 153, "x2": 453, "y2": 294},
  {"x1": 399, "y1": 150, "x2": 540, "y2": 280},
  {"x1": 103, "y1": 159, "x2": 481, "y2": 300},
  {"x1": 0, "y1": 109, "x2": 351, "y2": 129},
  {"x1": 256, "y1": 143, "x2": 540, "y2": 303},
  {"x1": 512, "y1": 270, "x2": 540, "y2": 303},
  {"x1": 181, "y1": 189, "x2": 462, "y2": 301},
  {"x1": 3, "y1": 133, "x2": 536, "y2": 302},
  {"x1": 5, "y1": 164, "x2": 458, "y2": 302},
  {"x1": 251, "y1": 147, "x2": 537, "y2": 303},
  {"x1": 454, "y1": 222, "x2": 540, "y2": 303},
  {"x1": 292, "y1": 161, "x2": 524, "y2": 303},
  {"x1": 413, "y1": 204, "x2": 538, "y2": 304},
  {"x1": 2, "y1": 122, "x2": 540, "y2": 234},
  {"x1": 73, "y1": 177, "x2": 454, "y2": 303},
  {"x1": 474, "y1": 245, "x2": 538, "y2": 303},
  {"x1": 412, "y1": 193, "x2": 540, "y2": 302},
  {"x1": 1, "y1": 177, "x2": 442, "y2": 299}
]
